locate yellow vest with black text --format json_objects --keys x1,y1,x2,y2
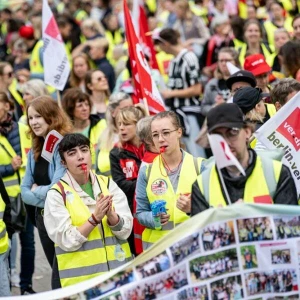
[
  {"x1": 263, "y1": 18, "x2": 293, "y2": 47},
  {"x1": 51, "y1": 176, "x2": 132, "y2": 287},
  {"x1": 0, "y1": 195, "x2": 9, "y2": 254},
  {"x1": 142, "y1": 152, "x2": 204, "y2": 251},
  {"x1": 239, "y1": 43, "x2": 275, "y2": 68},
  {"x1": 0, "y1": 123, "x2": 31, "y2": 197},
  {"x1": 196, "y1": 156, "x2": 282, "y2": 207},
  {"x1": 89, "y1": 119, "x2": 107, "y2": 171}
]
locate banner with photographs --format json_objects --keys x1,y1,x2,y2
[{"x1": 14, "y1": 203, "x2": 300, "y2": 300}]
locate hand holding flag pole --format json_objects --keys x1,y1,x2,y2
[{"x1": 207, "y1": 134, "x2": 246, "y2": 205}]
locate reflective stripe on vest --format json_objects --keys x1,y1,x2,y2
[
  {"x1": 90, "y1": 119, "x2": 107, "y2": 171},
  {"x1": 0, "y1": 123, "x2": 31, "y2": 197},
  {"x1": 197, "y1": 156, "x2": 282, "y2": 207},
  {"x1": 0, "y1": 195, "x2": 8, "y2": 254},
  {"x1": 51, "y1": 175, "x2": 132, "y2": 287},
  {"x1": 264, "y1": 19, "x2": 293, "y2": 47},
  {"x1": 142, "y1": 152, "x2": 204, "y2": 250}
]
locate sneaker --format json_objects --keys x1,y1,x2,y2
[
  {"x1": 10, "y1": 268, "x2": 20, "y2": 287},
  {"x1": 21, "y1": 286, "x2": 36, "y2": 295}
]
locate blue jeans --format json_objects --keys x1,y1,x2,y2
[
  {"x1": 0, "y1": 241, "x2": 11, "y2": 297},
  {"x1": 19, "y1": 217, "x2": 35, "y2": 290}
]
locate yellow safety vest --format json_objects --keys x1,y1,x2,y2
[
  {"x1": 0, "y1": 195, "x2": 9, "y2": 254},
  {"x1": 142, "y1": 152, "x2": 204, "y2": 251},
  {"x1": 97, "y1": 148, "x2": 111, "y2": 177},
  {"x1": 196, "y1": 156, "x2": 282, "y2": 207},
  {"x1": 263, "y1": 18, "x2": 293, "y2": 47},
  {"x1": 146, "y1": 0, "x2": 156, "y2": 13},
  {"x1": 156, "y1": 51, "x2": 174, "y2": 83},
  {"x1": 51, "y1": 175, "x2": 132, "y2": 287},
  {"x1": 0, "y1": 123, "x2": 31, "y2": 197},
  {"x1": 233, "y1": 39, "x2": 245, "y2": 51},
  {"x1": 74, "y1": 10, "x2": 88, "y2": 24},
  {"x1": 189, "y1": 2, "x2": 208, "y2": 24},
  {"x1": 239, "y1": 43, "x2": 275, "y2": 68},
  {"x1": 89, "y1": 119, "x2": 107, "y2": 171},
  {"x1": 105, "y1": 30, "x2": 124, "y2": 66},
  {"x1": 9, "y1": 80, "x2": 25, "y2": 113},
  {"x1": 238, "y1": 0, "x2": 247, "y2": 19}
]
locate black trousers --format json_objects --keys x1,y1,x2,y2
[{"x1": 35, "y1": 208, "x2": 61, "y2": 290}]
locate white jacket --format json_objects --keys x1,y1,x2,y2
[{"x1": 44, "y1": 171, "x2": 133, "y2": 252}]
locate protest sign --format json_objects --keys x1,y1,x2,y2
[
  {"x1": 9, "y1": 203, "x2": 300, "y2": 300},
  {"x1": 255, "y1": 92, "x2": 300, "y2": 196},
  {"x1": 41, "y1": 130, "x2": 63, "y2": 163}
]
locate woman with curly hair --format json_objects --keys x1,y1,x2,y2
[{"x1": 21, "y1": 96, "x2": 72, "y2": 289}]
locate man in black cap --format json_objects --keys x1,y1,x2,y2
[
  {"x1": 190, "y1": 103, "x2": 298, "y2": 215},
  {"x1": 226, "y1": 70, "x2": 256, "y2": 95}
]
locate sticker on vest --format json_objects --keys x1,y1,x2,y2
[
  {"x1": 65, "y1": 191, "x2": 74, "y2": 203},
  {"x1": 151, "y1": 179, "x2": 168, "y2": 195},
  {"x1": 114, "y1": 244, "x2": 125, "y2": 262}
]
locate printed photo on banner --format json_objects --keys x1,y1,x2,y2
[
  {"x1": 274, "y1": 216, "x2": 300, "y2": 240},
  {"x1": 271, "y1": 249, "x2": 291, "y2": 264},
  {"x1": 176, "y1": 284, "x2": 208, "y2": 300},
  {"x1": 189, "y1": 248, "x2": 239, "y2": 283},
  {"x1": 244, "y1": 269, "x2": 298, "y2": 297},
  {"x1": 240, "y1": 245, "x2": 258, "y2": 270},
  {"x1": 170, "y1": 233, "x2": 200, "y2": 265},
  {"x1": 99, "y1": 290, "x2": 122, "y2": 300},
  {"x1": 210, "y1": 275, "x2": 243, "y2": 300},
  {"x1": 136, "y1": 251, "x2": 171, "y2": 279},
  {"x1": 84, "y1": 268, "x2": 134, "y2": 298},
  {"x1": 201, "y1": 221, "x2": 235, "y2": 251},
  {"x1": 123, "y1": 264, "x2": 188, "y2": 299},
  {"x1": 236, "y1": 217, "x2": 273, "y2": 243}
]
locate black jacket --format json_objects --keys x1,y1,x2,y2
[
  {"x1": 0, "y1": 175, "x2": 14, "y2": 239},
  {"x1": 191, "y1": 150, "x2": 298, "y2": 216},
  {"x1": 109, "y1": 144, "x2": 143, "y2": 210}
]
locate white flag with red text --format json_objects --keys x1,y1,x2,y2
[
  {"x1": 255, "y1": 92, "x2": 300, "y2": 194},
  {"x1": 208, "y1": 134, "x2": 246, "y2": 176},
  {"x1": 42, "y1": 0, "x2": 70, "y2": 91},
  {"x1": 123, "y1": 0, "x2": 165, "y2": 114}
]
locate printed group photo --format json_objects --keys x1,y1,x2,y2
[
  {"x1": 189, "y1": 248, "x2": 238, "y2": 282},
  {"x1": 244, "y1": 269, "x2": 298, "y2": 296},
  {"x1": 99, "y1": 291, "x2": 122, "y2": 300},
  {"x1": 124, "y1": 265, "x2": 188, "y2": 299},
  {"x1": 210, "y1": 275, "x2": 243, "y2": 300},
  {"x1": 136, "y1": 251, "x2": 171, "y2": 279},
  {"x1": 170, "y1": 233, "x2": 200, "y2": 265},
  {"x1": 201, "y1": 221, "x2": 235, "y2": 251},
  {"x1": 240, "y1": 245, "x2": 258, "y2": 270},
  {"x1": 237, "y1": 217, "x2": 273, "y2": 243},
  {"x1": 271, "y1": 249, "x2": 291, "y2": 264},
  {"x1": 274, "y1": 217, "x2": 300, "y2": 240},
  {"x1": 176, "y1": 284, "x2": 208, "y2": 300}
]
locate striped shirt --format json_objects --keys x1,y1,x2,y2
[{"x1": 167, "y1": 49, "x2": 201, "y2": 114}]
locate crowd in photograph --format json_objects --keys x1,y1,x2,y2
[
  {"x1": 271, "y1": 250, "x2": 291, "y2": 264},
  {"x1": 275, "y1": 218, "x2": 300, "y2": 239},
  {"x1": 211, "y1": 276, "x2": 243, "y2": 300}
]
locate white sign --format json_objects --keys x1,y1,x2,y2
[{"x1": 41, "y1": 130, "x2": 63, "y2": 163}]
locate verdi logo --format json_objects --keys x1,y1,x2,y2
[
  {"x1": 45, "y1": 16, "x2": 62, "y2": 42},
  {"x1": 277, "y1": 107, "x2": 300, "y2": 151}
]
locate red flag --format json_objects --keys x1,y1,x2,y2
[{"x1": 124, "y1": 0, "x2": 165, "y2": 114}]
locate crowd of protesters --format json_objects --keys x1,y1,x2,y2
[{"x1": 1, "y1": 0, "x2": 300, "y2": 296}]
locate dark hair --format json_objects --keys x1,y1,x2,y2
[
  {"x1": 59, "y1": 133, "x2": 91, "y2": 161},
  {"x1": 281, "y1": 40, "x2": 300, "y2": 78},
  {"x1": 62, "y1": 88, "x2": 92, "y2": 121},
  {"x1": 270, "y1": 1, "x2": 284, "y2": 10},
  {"x1": 151, "y1": 111, "x2": 183, "y2": 130},
  {"x1": 271, "y1": 78, "x2": 300, "y2": 105},
  {"x1": 292, "y1": 14, "x2": 300, "y2": 27},
  {"x1": 0, "y1": 90, "x2": 14, "y2": 109},
  {"x1": 244, "y1": 19, "x2": 263, "y2": 40},
  {"x1": 157, "y1": 28, "x2": 180, "y2": 46}
]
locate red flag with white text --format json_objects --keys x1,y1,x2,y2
[{"x1": 123, "y1": 0, "x2": 165, "y2": 114}]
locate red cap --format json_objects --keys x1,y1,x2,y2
[
  {"x1": 19, "y1": 26, "x2": 34, "y2": 40},
  {"x1": 244, "y1": 54, "x2": 271, "y2": 76}
]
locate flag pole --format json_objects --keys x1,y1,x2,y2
[
  {"x1": 216, "y1": 166, "x2": 232, "y2": 205},
  {"x1": 56, "y1": 90, "x2": 62, "y2": 108}
]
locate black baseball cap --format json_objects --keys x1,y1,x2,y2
[
  {"x1": 226, "y1": 70, "x2": 257, "y2": 90},
  {"x1": 233, "y1": 87, "x2": 266, "y2": 114},
  {"x1": 207, "y1": 103, "x2": 245, "y2": 133}
]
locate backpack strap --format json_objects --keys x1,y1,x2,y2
[{"x1": 56, "y1": 181, "x2": 66, "y2": 206}]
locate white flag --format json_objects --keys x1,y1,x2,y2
[
  {"x1": 42, "y1": 0, "x2": 70, "y2": 91},
  {"x1": 255, "y1": 91, "x2": 300, "y2": 194},
  {"x1": 226, "y1": 62, "x2": 240, "y2": 75},
  {"x1": 42, "y1": 130, "x2": 63, "y2": 163},
  {"x1": 208, "y1": 134, "x2": 246, "y2": 176}
]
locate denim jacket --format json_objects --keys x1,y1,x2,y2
[{"x1": 21, "y1": 148, "x2": 66, "y2": 208}]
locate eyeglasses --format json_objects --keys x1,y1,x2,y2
[
  {"x1": 218, "y1": 59, "x2": 234, "y2": 63},
  {"x1": 213, "y1": 128, "x2": 241, "y2": 141},
  {"x1": 3, "y1": 71, "x2": 13, "y2": 78},
  {"x1": 152, "y1": 129, "x2": 177, "y2": 140}
]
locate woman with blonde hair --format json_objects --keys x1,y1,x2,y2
[
  {"x1": 109, "y1": 105, "x2": 147, "y2": 254},
  {"x1": 97, "y1": 92, "x2": 133, "y2": 177},
  {"x1": 85, "y1": 69, "x2": 110, "y2": 118},
  {"x1": 81, "y1": 18, "x2": 105, "y2": 40},
  {"x1": 21, "y1": 96, "x2": 72, "y2": 289},
  {"x1": 69, "y1": 53, "x2": 92, "y2": 91}
]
